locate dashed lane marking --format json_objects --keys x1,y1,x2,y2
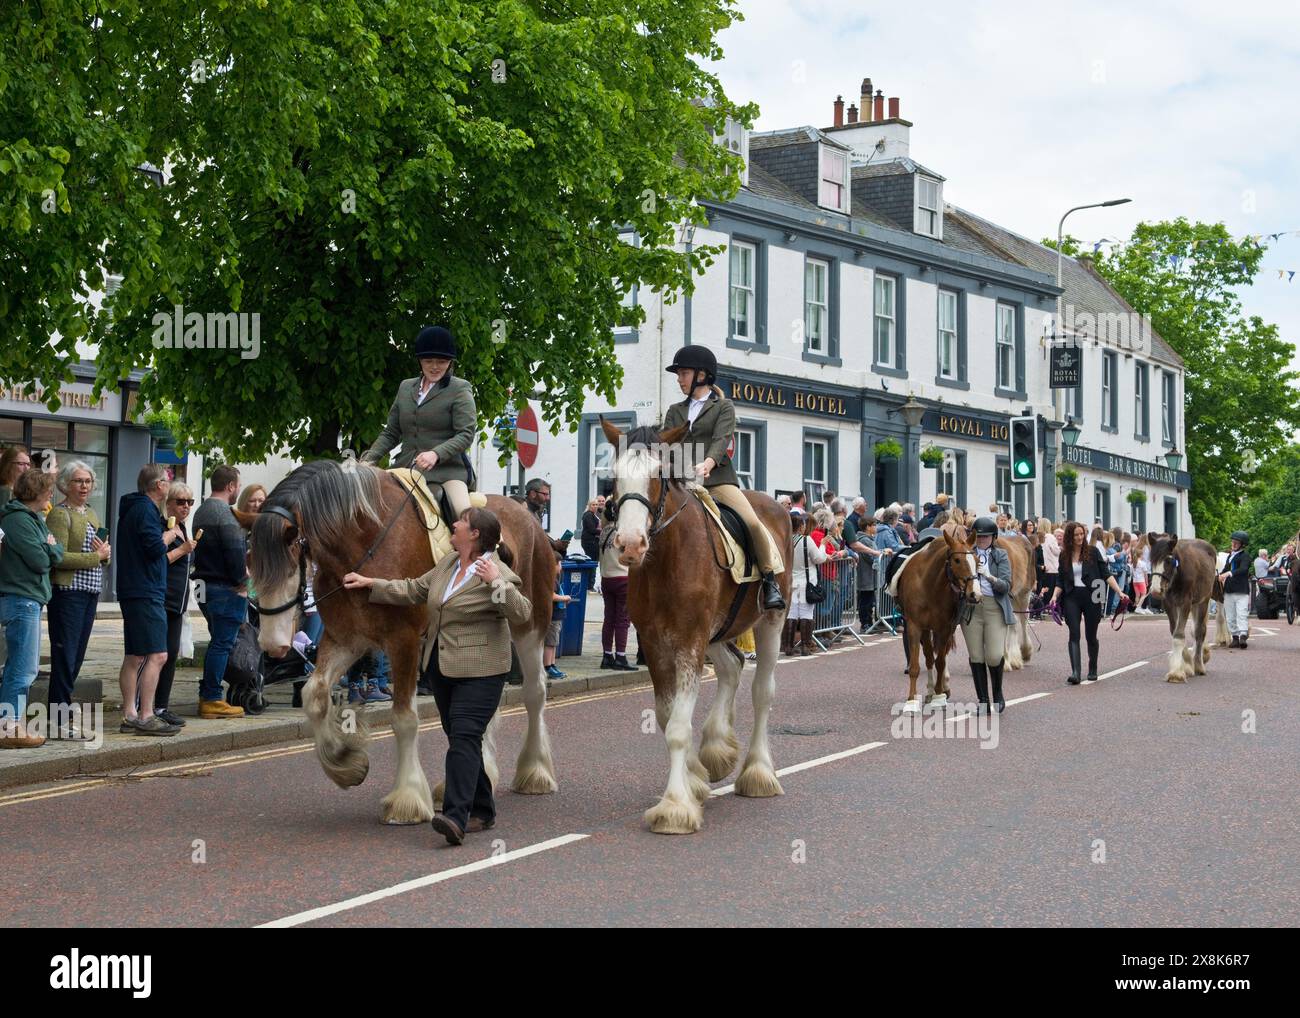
[{"x1": 710, "y1": 740, "x2": 889, "y2": 797}]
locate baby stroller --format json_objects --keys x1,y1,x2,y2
[{"x1": 223, "y1": 609, "x2": 317, "y2": 715}]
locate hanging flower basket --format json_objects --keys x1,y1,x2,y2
[
  {"x1": 919, "y1": 446, "x2": 945, "y2": 468},
  {"x1": 1126, "y1": 489, "x2": 1148, "y2": 506},
  {"x1": 1056, "y1": 465, "x2": 1079, "y2": 493},
  {"x1": 874, "y1": 438, "x2": 903, "y2": 462}
]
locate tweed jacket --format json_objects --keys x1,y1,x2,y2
[
  {"x1": 361, "y1": 374, "x2": 477, "y2": 486},
  {"x1": 662, "y1": 388, "x2": 739, "y2": 489},
  {"x1": 368, "y1": 554, "x2": 531, "y2": 679},
  {"x1": 46, "y1": 502, "x2": 105, "y2": 589}
]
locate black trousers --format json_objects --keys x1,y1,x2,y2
[
  {"x1": 857, "y1": 588, "x2": 876, "y2": 627},
  {"x1": 426, "y1": 650, "x2": 506, "y2": 829},
  {"x1": 46, "y1": 589, "x2": 99, "y2": 708},
  {"x1": 156, "y1": 609, "x2": 185, "y2": 710},
  {"x1": 1061, "y1": 589, "x2": 1101, "y2": 671}
]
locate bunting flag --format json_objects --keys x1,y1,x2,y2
[{"x1": 1072, "y1": 229, "x2": 1300, "y2": 281}]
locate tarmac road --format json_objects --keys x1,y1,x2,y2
[{"x1": 3, "y1": 613, "x2": 1297, "y2": 928}]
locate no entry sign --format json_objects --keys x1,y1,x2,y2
[{"x1": 516, "y1": 403, "x2": 539, "y2": 468}]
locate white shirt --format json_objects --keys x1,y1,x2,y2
[
  {"x1": 1072, "y1": 560, "x2": 1084, "y2": 586},
  {"x1": 416, "y1": 376, "x2": 436, "y2": 406},
  {"x1": 687, "y1": 396, "x2": 709, "y2": 425},
  {"x1": 443, "y1": 553, "x2": 490, "y2": 603},
  {"x1": 975, "y1": 547, "x2": 995, "y2": 597}
]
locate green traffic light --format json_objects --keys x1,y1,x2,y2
[{"x1": 1015, "y1": 460, "x2": 1031, "y2": 477}]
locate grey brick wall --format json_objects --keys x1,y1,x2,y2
[{"x1": 856, "y1": 172, "x2": 915, "y2": 231}]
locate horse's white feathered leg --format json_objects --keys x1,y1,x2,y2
[
  {"x1": 645, "y1": 661, "x2": 703, "y2": 834},
  {"x1": 381, "y1": 700, "x2": 433, "y2": 824},
  {"x1": 303, "y1": 644, "x2": 370, "y2": 789},
  {"x1": 700, "y1": 642, "x2": 742, "y2": 783},
  {"x1": 736, "y1": 623, "x2": 783, "y2": 798},
  {"x1": 511, "y1": 630, "x2": 557, "y2": 794}
]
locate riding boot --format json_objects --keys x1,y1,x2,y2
[
  {"x1": 970, "y1": 661, "x2": 990, "y2": 712},
  {"x1": 1086, "y1": 641, "x2": 1099, "y2": 680},
  {"x1": 780, "y1": 621, "x2": 794, "y2": 656},
  {"x1": 799, "y1": 619, "x2": 815, "y2": 656},
  {"x1": 1230, "y1": 634, "x2": 1241, "y2": 648},
  {"x1": 1239, "y1": 635, "x2": 1248, "y2": 650},
  {"x1": 989, "y1": 661, "x2": 1006, "y2": 712},
  {"x1": 1067, "y1": 641, "x2": 1082, "y2": 685},
  {"x1": 759, "y1": 571, "x2": 786, "y2": 611}
]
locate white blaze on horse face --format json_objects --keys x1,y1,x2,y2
[
  {"x1": 1149, "y1": 556, "x2": 1164, "y2": 597},
  {"x1": 613, "y1": 443, "x2": 655, "y2": 566},
  {"x1": 967, "y1": 553, "x2": 982, "y2": 600},
  {"x1": 256, "y1": 548, "x2": 301, "y2": 655}
]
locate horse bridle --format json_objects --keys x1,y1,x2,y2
[
  {"x1": 944, "y1": 551, "x2": 979, "y2": 599},
  {"x1": 613, "y1": 474, "x2": 689, "y2": 539},
  {"x1": 249, "y1": 482, "x2": 423, "y2": 617}
]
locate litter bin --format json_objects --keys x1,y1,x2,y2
[{"x1": 558, "y1": 558, "x2": 598, "y2": 657}]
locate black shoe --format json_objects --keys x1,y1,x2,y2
[
  {"x1": 970, "y1": 661, "x2": 990, "y2": 712},
  {"x1": 154, "y1": 708, "x2": 187, "y2": 727},
  {"x1": 1239, "y1": 638, "x2": 1248, "y2": 650},
  {"x1": 1086, "y1": 670, "x2": 1098, "y2": 682},
  {"x1": 989, "y1": 662, "x2": 1005, "y2": 712},
  {"x1": 431, "y1": 813, "x2": 465, "y2": 846},
  {"x1": 759, "y1": 572, "x2": 786, "y2": 611},
  {"x1": 613, "y1": 654, "x2": 638, "y2": 671},
  {"x1": 1066, "y1": 641, "x2": 1082, "y2": 685},
  {"x1": 601, "y1": 652, "x2": 617, "y2": 670},
  {"x1": 1230, "y1": 634, "x2": 1241, "y2": 648}
]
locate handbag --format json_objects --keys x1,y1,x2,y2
[{"x1": 800, "y1": 537, "x2": 827, "y2": 604}]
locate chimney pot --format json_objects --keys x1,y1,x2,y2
[
  {"x1": 874, "y1": 90, "x2": 885, "y2": 122},
  {"x1": 833, "y1": 95, "x2": 844, "y2": 128},
  {"x1": 888, "y1": 97, "x2": 899, "y2": 119},
  {"x1": 847, "y1": 104, "x2": 858, "y2": 124},
  {"x1": 861, "y1": 77, "x2": 873, "y2": 115}
]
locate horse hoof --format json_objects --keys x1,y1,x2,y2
[
  {"x1": 926, "y1": 693, "x2": 948, "y2": 710},
  {"x1": 1166, "y1": 673, "x2": 1187, "y2": 684},
  {"x1": 645, "y1": 796, "x2": 703, "y2": 834},
  {"x1": 381, "y1": 787, "x2": 435, "y2": 825},
  {"x1": 699, "y1": 738, "x2": 740, "y2": 783},
  {"x1": 735, "y1": 764, "x2": 784, "y2": 798},
  {"x1": 901, "y1": 699, "x2": 920, "y2": 714},
  {"x1": 511, "y1": 763, "x2": 559, "y2": 796}
]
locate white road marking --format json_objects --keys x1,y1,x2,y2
[
  {"x1": 1093, "y1": 660, "x2": 1149, "y2": 681},
  {"x1": 710, "y1": 741, "x2": 888, "y2": 797},
  {"x1": 256, "y1": 833, "x2": 589, "y2": 928}
]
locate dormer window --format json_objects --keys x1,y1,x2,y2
[
  {"x1": 818, "y1": 146, "x2": 849, "y2": 214},
  {"x1": 720, "y1": 118, "x2": 749, "y2": 186},
  {"x1": 915, "y1": 174, "x2": 942, "y2": 238}
]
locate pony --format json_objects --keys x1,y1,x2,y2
[
  {"x1": 242, "y1": 460, "x2": 557, "y2": 824},
  {"x1": 888, "y1": 522, "x2": 980, "y2": 712},
  {"x1": 1144, "y1": 532, "x2": 1225, "y2": 682},
  {"x1": 601, "y1": 419, "x2": 792, "y2": 835},
  {"x1": 995, "y1": 532, "x2": 1037, "y2": 670}
]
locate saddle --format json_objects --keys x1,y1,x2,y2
[
  {"x1": 885, "y1": 535, "x2": 935, "y2": 594},
  {"x1": 387, "y1": 468, "x2": 487, "y2": 567},
  {"x1": 687, "y1": 484, "x2": 759, "y2": 585}
]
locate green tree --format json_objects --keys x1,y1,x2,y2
[
  {"x1": 1051, "y1": 220, "x2": 1300, "y2": 544},
  {"x1": 3, "y1": 1, "x2": 753, "y2": 461},
  {"x1": 1235, "y1": 444, "x2": 1300, "y2": 553}
]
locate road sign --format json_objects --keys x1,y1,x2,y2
[{"x1": 516, "y1": 404, "x2": 539, "y2": 468}]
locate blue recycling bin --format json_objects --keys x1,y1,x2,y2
[{"x1": 558, "y1": 559, "x2": 598, "y2": 657}]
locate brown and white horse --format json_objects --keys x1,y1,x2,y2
[
  {"x1": 602, "y1": 419, "x2": 792, "y2": 834},
  {"x1": 888, "y1": 523, "x2": 980, "y2": 712},
  {"x1": 1145, "y1": 532, "x2": 1226, "y2": 682},
  {"x1": 243, "y1": 460, "x2": 557, "y2": 824},
  {"x1": 996, "y1": 532, "x2": 1037, "y2": 670}
]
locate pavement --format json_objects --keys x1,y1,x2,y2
[
  {"x1": 2, "y1": 611, "x2": 1296, "y2": 927},
  {"x1": 0, "y1": 587, "x2": 649, "y2": 789}
]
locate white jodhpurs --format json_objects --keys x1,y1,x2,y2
[{"x1": 1224, "y1": 592, "x2": 1250, "y2": 636}]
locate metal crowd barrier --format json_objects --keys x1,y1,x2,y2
[
  {"x1": 810, "y1": 556, "x2": 868, "y2": 650},
  {"x1": 863, "y1": 553, "x2": 901, "y2": 637}
]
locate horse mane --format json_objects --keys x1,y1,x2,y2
[
  {"x1": 252, "y1": 460, "x2": 385, "y2": 576},
  {"x1": 624, "y1": 424, "x2": 689, "y2": 489}
]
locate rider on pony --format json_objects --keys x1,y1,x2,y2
[{"x1": 662, "y1": 346, "x2": 785, "y2": 611}]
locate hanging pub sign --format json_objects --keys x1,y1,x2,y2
[{"x1": 1050, "y1": 344, "x2": 1082, "y2": 389}]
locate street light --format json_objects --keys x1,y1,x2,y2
[
  {"x1": 1164, "y1": 447, "x2": 1183, "y2": 471},
  {"x1": 893, "y1": 394, "x2": 926, "y2": 428},
  {"x1": 1061, "y1": 417, "x2": 1081, "y2": 447}
]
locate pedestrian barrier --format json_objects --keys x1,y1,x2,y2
[
  {"x1": 811, "y1": 557, "x2": 868, "y2": 650},
  {"x1": 864, "y1": 555, "x2": 901, "y2": 637}
]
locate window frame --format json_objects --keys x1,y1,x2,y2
[
  {"x1": 937, "y1": 289, "x2": 958, "y2": 380},
  {"x1": 1161, "y1": 370, "x2": 1176, "y2": 448},
  {"x1": 804, "y1": 257, "x2": 829, "y2": 354},
  {"x1": 1134, "y1": 361, "x2": 1150, "y2": 441},
  {"x1": 914, "y1": 175, "x2": 943, "y2": 239},
  {"x1": 726, "y1": 237, "x2": 768, "y2": 351},
  {"x1": 1093, "y1": 482, "x2": 1111, "y2": 530},
  {"x1": 802, "y1": 427, "x2": 839, "y2": 504},
  {"x1": 995, "y1": 303, "x2": 1016, "y2": 390},
  {"x1": 818, "y1": 145, "x2": 850, "y2": 215},
  {"x1": 1101, "y1": 351, "x2": 1119, "y2": 433},
  {"x1": 874, "y1": 274, "x2": 897, "y2": 370}
]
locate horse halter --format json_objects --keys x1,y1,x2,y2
[
  {"x1": 248, "y1": 505, "x2": 309, "y2": 617},
  {"x1": 945, "y1": 550, "x2": 978, "y2": 600},
  {"x1": 613, "y1": 473, "x2": 687, "y2": 539}
]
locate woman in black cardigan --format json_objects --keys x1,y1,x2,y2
[{"x1": 1051, "y1": 521, "x2": 1129, "y2": 684}]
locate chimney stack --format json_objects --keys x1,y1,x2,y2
[
  {"x1": 874, "y1": 90, "x2": 885, "y2": 122},
  {"x1": 833, "y1": 95, "x2": 844, "y2": 127},
  {"x1": 888, "y1": 97, "x2": 899, "y2": 119},
  {"x1": 861, "y1": 77, "x2": 873, "y2": 119},
  {"x1": 847, "y1": 104, "x2": 858, "y2": 124}
]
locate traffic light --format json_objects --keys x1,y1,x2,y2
[{"x1": 1009, "y1": 416, "x2": 1037, "y2": 483}]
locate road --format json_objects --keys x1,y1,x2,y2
[{"x1": 4, "y1": 614, "x2": 1297, "y2": 928}]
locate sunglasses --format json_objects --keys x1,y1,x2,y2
[{"x1": 170, "y1": 498, "x2": 195, "y2": 506}]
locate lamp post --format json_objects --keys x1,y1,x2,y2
[{"x1": 886, "y1": 393, "x2": 927, "y2": 505}]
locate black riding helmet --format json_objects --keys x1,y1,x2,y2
[
  {"x1": 666, "y1": 345, "x2": 717, "y2": 389},
  {"x1": 413, "y1": 325, "x2": 457, "y2": 360},
  {"x1": 972, "y1": 516, "x2": 999, "y2": 538},
  {"x1": 1230, "y1": 530, "x2": 1249, "y2": 546}
]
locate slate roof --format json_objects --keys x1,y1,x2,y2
[
  {"x1": 946, "y1": 206, "x2": 1183, "y2": 367},
  {"x1": 748, "y1": 126, "x2": 851, "y2": 152},
  {"x1": 852, "y1": 157, "x2": 945, "y2": 181}
]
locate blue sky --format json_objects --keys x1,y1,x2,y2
[{"x1": 710, "y1": 0, "x2": 1300, "y2": 375}]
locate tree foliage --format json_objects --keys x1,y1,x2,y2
[
  {"x1": 1234, "y1": 443, "x2": 1300, "y2": 553},
  {"x1": 1051, "y1": 220, "x2": 1300, "y2": 544},
  {"x1": 3, "y1": 0, "x2": 753, "y2": 461}
]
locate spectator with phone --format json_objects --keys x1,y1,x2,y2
[
  {"x1": 44, "y1": 461, "x2": 112, "y2": 738},
  {"x1": 156, "y1": 482, "x2": 200, "y2": 727}
]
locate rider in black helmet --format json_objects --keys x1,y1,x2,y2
[
  {"x1": 961, "y1": 516, "x2": 1015, "y2": 712},
  {"x1": 662, "y1": 346, "x2": 786, "y2": 611}
]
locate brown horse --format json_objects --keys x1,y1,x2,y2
[
  {"x1": 1145, "y1": 532, "x2": 1225, "y2": 682},
  {"x1": 888, "y1": 523, "x2": 980, "y2": 711},
  {"x1": 601, "y1": 419, "x2": 792, "y2": 835},
  {"x1": 995, "y1": 532, "x2": 1037, "y2": 670},
  {"x1": 243, "y1": 460, "x2": 556, "y2": 825}
]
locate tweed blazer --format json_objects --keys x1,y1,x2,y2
[
  {"x1": 662, "y1": 388, "x2": 739, "y2": 489},
  {"x1": 361, "y1": 374, "x2": 477, "y2": 486},
  {"x1": 367, "y1": 554, "x2": 531, "y2": 679}
]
